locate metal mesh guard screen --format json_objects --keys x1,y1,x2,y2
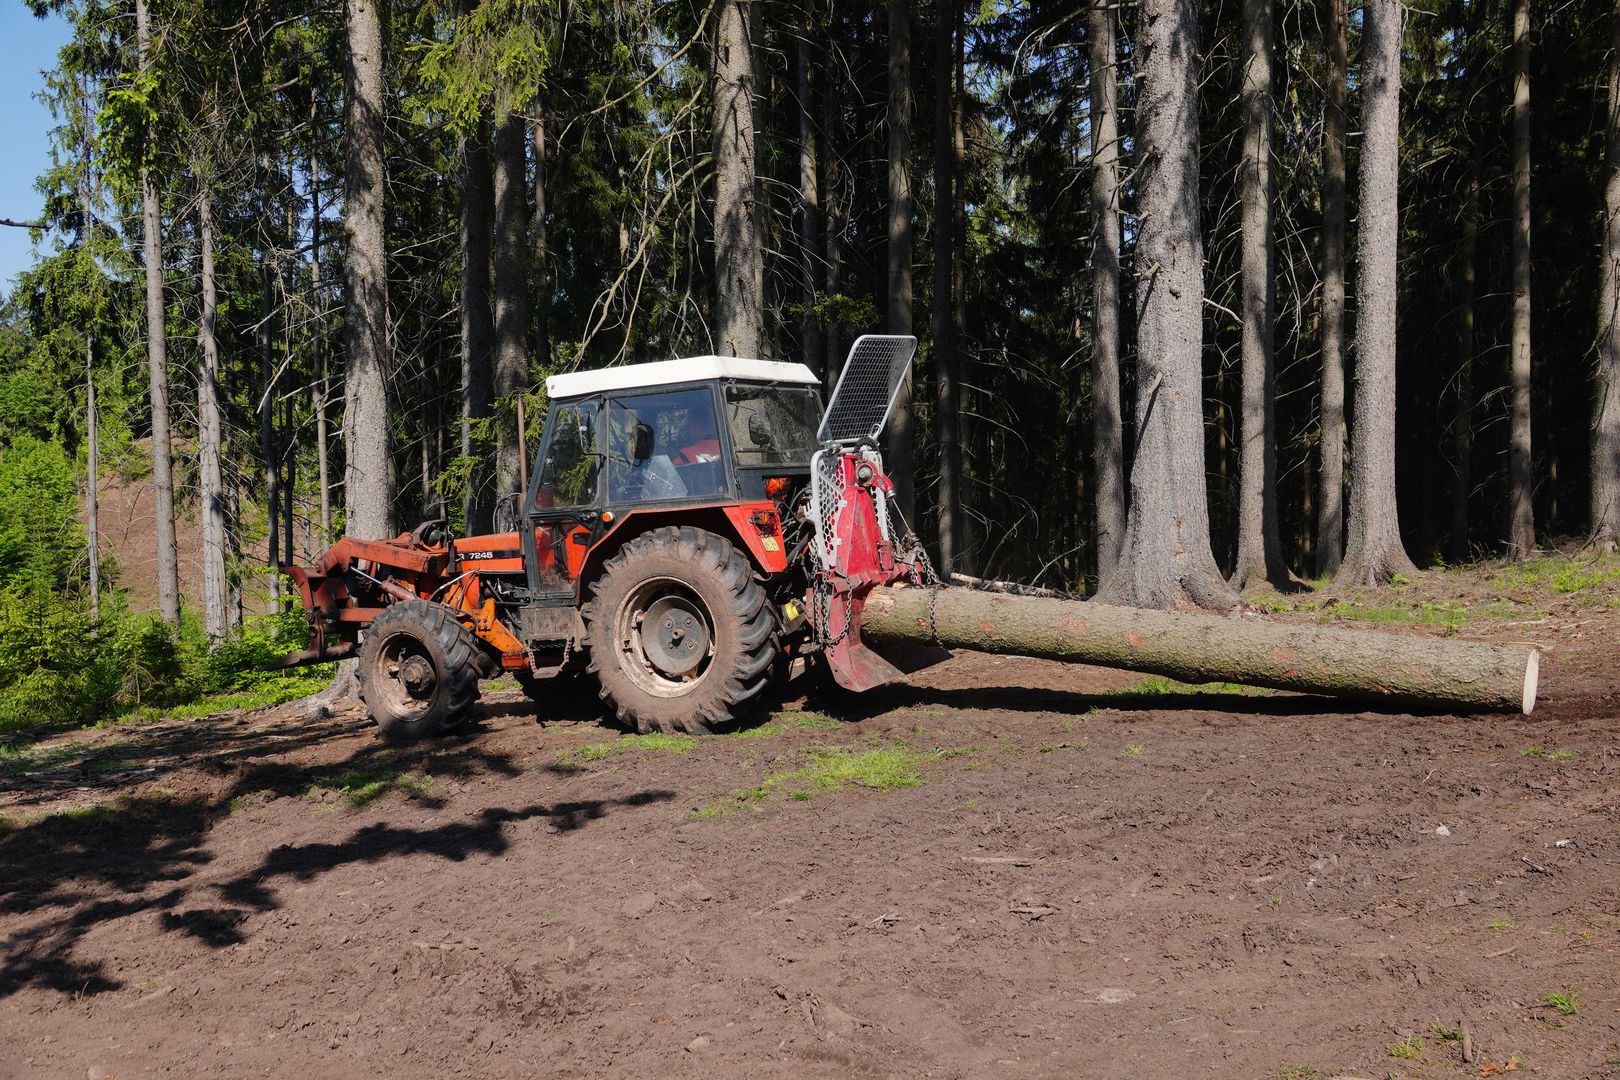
[{"x1": 817, "y1": 334, "x2": 918, "y2": 445}]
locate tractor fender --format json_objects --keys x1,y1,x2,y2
[{"x1": 577, "y1": 502, "x2": 788, "y2": 596}]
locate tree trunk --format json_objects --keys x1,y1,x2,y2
[
  {"x1": 1316, "y1": 0, "x2": 1348, "y2": 578},
  {"x1": 1336, "y1": 0, "x2": 1417, "y2": 587},
  {"x1": 1451, "y1": 162, "x2": 1479, "y2": 561},
  {"x1": 532, "y1": 99, "x2": 551, "y2": 374},
  {"x1": 1594, "y1": 0, "x2": 1620, "y2": 548},
  {"x1": 886, "y1": 0, "x2": 915, "y2": 524},
  {"x1": 1232, "y1": 0, "x2": 1289, "y2": 590},
  {"x1": 134, "y1": 0, "x2": 180, "y2": 625},
  {"x1": 823, "y1": 60, "x2": 846, "y2": 391},
  {"x1": 862, "y1": 586, "x2": 1538, "y2": 714},
  {"x1": 343, "y1": 0, "x2": 393, "y2": 540},
  {"x1": 712, "y1": 0, "x2": 763, "y2": 359},
  {"x1": 952, "y1": 24, "x2": 972, "y2": 574},
  {"x1": 1088, "y1": 0, "x2": 1124, "y2": 582},
  {"x1": 460, "y1": 123, "x2": 495, "y2": 535},
  {"x1": 80, "y1": 115, "x2": 99, "y2": 622},
  {"x1": 260, "y1": 261, "x2": 280, "y2": 603},
  {"x1": 493, "y1": 115, "x2": 531, "y2": 506},
  {"x1": 85, "y1": 343, "x2": 99, "y2": 621},
  {"x1": 797, "y1": 25, "x2": 822, "y2": 372},
  {"x1": 1094, "y1": 0, "x2": 1238, "y2": 612},
  {"x1": 197, "y1": 184, "x2": 228, "y2": 641},
  {"x1": 932, "y1": 0, "x2": 959, "y2": 573},
  {"x1": 310, "y1": 141, "x2": 331, "y2": 541},
  {"x1": 1507, "y1": 0, "x2": 1535, "y2": 556},
  {"x1": 283, "y1": 381, "x2": 296, "y2": 564}
]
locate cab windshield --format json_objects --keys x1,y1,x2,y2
[
  {"x1": 725, "y1": 384, "x2": 822, "y2": 467},
  {"x1": 606, "y1": 387, "x2": 728, "y2": 502}
]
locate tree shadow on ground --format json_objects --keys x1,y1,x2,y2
[
  {"x1": 0, "y1": 722, "x2": 670, "y2": 1002},
  {"x1": 0, "y1": 708, "x2": 378, "y2": 810},
  {"x1": 811, "y1": 681, "x2": 1403, "y2": 722}
]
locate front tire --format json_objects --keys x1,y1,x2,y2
[
  {"x1": 357, "y1": 600, "x2": 482, "y2": 742},
  {"x1": 585, "y1": 526, "x2": 778, "y2": 734}
]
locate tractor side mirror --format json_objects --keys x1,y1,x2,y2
[
  {"x1": 748, "y1": 413, "x2": 773, "y2": 447},
  {"x1": 632, "y1": 421, "x2": 655, "y2": 463}
]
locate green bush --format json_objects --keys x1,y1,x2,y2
[{"x1": 0, "y1": 436, "x2": 329, "y2": 737}]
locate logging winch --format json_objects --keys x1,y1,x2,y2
[{"x1": 277, "y1": 335, "x2": 1537, "y2": 741}]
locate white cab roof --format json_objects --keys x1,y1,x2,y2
[{"x1": 546, "y1": 356, "x2": 820, "y2": 400}]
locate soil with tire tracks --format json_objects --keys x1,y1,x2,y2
[{"x1": 2, "y1": 601, "x2": 1618, "y2": 1078}]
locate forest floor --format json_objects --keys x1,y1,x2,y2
[{"x1": 2, "y1": 558, "x2": 1619, "y2": 1079}]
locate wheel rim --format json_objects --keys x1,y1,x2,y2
[
  {"x1": 374, "y1": 632, "x2": 439, "y2": 717},
  {"x1": 616, "y1": 578, "x2": 716, "y2": 696}
]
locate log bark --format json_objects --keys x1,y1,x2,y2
[{"x1": 863, "y1": 586, "x2": 1538, "y2": 714}]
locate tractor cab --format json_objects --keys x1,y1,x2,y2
[{"x1": 509, "y1": 356, "x2": 825, "y2": 599}]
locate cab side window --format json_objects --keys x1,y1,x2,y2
[
  {"x1": 535, "y1": 401, "x2": 599, "y2": 509},
  {"x1": 607, "y1": 388, "x2": 728, "y2": 502}
]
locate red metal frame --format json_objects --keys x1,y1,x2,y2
[{"x1": 810, "y1": 452, "x2": 928, "y2": 692}]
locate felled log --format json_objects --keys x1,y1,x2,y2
[{"x1": 861, "y1": 586, "x2": 1538, "y2": 714}]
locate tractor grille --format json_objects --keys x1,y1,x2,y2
[{"x1": 817, "y1": 334, "x2": 918, "y2": 446}]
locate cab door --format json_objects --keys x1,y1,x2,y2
[{"x1": 522, "y1": 397, "x2": 602, "y2": 600}]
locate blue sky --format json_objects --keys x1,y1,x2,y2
[{"x1": 0, "y1": 6, "x2": 70, "y2": 291}]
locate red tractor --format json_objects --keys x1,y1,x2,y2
[{"x1": 282, "y1": 335, "x2": 933, "y2": 740}]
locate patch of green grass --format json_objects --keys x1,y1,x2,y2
[
  {"x1": 767, "y1": 746, "x2": 934, "y2": 794},
  {"x1": 1545, "y1": 990, "x2": 1580, "y2": 1016},
  {"x1": 1430, "y1": 1022, "x2": 1464, "y2": 1042},
  {"x1": 557, "y1": 732, "x2": 697, "y2": 767},
  {"x1": 1329, "y1": 600, "x2": 1469, "y2": 627},
  {"x1": 726, "y1": 711, "x2": 843, "y2": 740},
  {"x1": 116, "y1": 673, "x2": 333, "y2": 725},
  {"x1": 312, "y1": 768, "x2": 435, "y2": 807},
  {"x1": 692, "y1": 745, "x2": 941, "y2": 819},
  {"x1": 775, "y1": 709, "x2": 840, "y2": 730},
  {"x1": 1488, "y1": 920, "x2": 1517, "y2": 931},
  {"x1": 1495, "y1": 557, "x2": 1620, "y2": 596},
  {"x1": 1122, "y1": 743, "x2": 1145, "y2": 759},
  {"x1": 1271, "y1": 1066, "x2": 1323, "y2": 1080},
  {"x1": 1125, "y1": 675, "x2": 1261, "y2": 696},
  {"x1": 1521, "y1": 746, "x2": 1578, "y2": 761},
  {"x1": 1387, "y1": 1034, "x2": 1425, "y2": 1061}
]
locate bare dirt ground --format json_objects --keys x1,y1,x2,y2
[{"x1": 2, "y1": 569, "x2": 1618, "y2": 1079}]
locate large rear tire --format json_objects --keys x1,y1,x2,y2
[
  {"x1": 585, "y1": 526, "x2": 778, "y2": 734},
  {"x1": 357, "y1": 600, "x2": 482, "y2": 742}
]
